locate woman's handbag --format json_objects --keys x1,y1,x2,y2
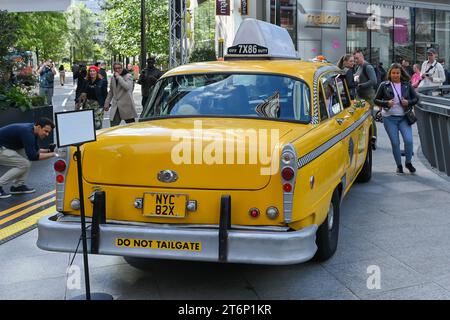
[{"x1": 405, "y1": 107, "x2": 417, "y2": 125}]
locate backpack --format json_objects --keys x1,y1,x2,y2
[{"x1": 362, "y1": 63, "x2": 380, "y2": 90}]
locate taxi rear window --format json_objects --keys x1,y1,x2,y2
[{"x1": 141, "y1": 73, "x2": 311, "y2": 123}]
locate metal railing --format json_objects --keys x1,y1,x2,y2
[{"x1": 416, "y1": 85, "x2": 450, "y2": 176}]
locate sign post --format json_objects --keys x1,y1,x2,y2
[{"x1": 55, "y1": 109, "x2": 112, "y2": 301}]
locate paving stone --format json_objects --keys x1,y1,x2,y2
[{"x1": 361, "y1": 283, "x2": 450, "y2": 300}]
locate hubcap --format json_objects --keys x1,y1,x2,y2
[{"x1": 327, "y1": 203, "x2": 334, "y2": 231}]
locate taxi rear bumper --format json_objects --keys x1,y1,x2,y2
[{"x1": 36, "y1": 213, "x2": 318, "y2": 265}]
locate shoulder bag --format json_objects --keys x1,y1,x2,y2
[{"x1": 392, "y1": 83, "x2": 416, "y2": 125}]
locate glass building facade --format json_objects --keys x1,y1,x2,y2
[{"x1": 264, "y1": 0, "x2": 450, "y2": 68}]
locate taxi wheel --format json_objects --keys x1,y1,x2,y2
[
  {"x1": 356, "y1": 140, "x2": 372, "y2": 183},
  {"x1": 123, "y1": 256, "x2": 155, "y2": 270},
  {"x1": 314, "y1": 188, "x2": 340, "y2": 262}
]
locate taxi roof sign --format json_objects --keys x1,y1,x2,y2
[{"x1": 226, "y1": 19, "x2": 298, "y2": 59}]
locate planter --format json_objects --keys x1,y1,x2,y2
[{"x1": 0, "y1": 105, "x2": 54, "y2": 148}]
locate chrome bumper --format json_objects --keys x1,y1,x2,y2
[{"x1": 37, "y1": 214, "x2": 318, "y2": 265}]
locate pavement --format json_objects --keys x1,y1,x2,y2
[{"x1": 1, "y1": 74, "x2": 450, "y2": 300}]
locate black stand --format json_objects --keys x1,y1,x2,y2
[{"x1": 71, "y1": 145, "x2": 113, "y2": 301}]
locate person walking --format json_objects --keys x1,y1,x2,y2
[
  {"x1": 374, "y1": 63, "x2": 419, "y2": 174},
  {"x1": 72, "y1": 62, "x2": 79, "y2": 85},
  {"x1": 401, "y1": 59, "x2": 414, "y2": 77},
  {"x1": 59, "y1": 64, "x2": 65, "y2": 86},
  {"x1": 79, "y1": 66, "x2": 108, "y2": 129},
  {"x1": 74, "y1": 65, "x2": 87, "y2": 110},
  {"x1": 0, "y1": 118, "x2": 57, "y2": 198},
  {"x1": 98, "y1": 61, "x2": 108, "y2": 86},
  {"x1": 138, "y1": 57, "x2": 163, "y2": 107},
  {"x1": 411, "y1": 64, "x2": 422, "y2": 89},
  {"x1": 337, "y1": 54, "x2": 356, "y2": 99},
  {"x1": 37, "y1": 59, "x2": 56, "y2": 106},
  {"x1": 419, "y1": 48, "x2": 446, "y2": 89},
  {"x1": 104, "y1": 62, "x2": 137, "y2": 127}
]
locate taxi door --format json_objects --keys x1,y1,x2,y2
[{"x1": 334, "y1": 74, "x2": 360, "y2": 186}]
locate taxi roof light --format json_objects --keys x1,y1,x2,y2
[{"x1": 226, "y1": 18, "x2": 298, "y2": 60}]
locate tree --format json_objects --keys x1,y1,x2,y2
[
  {"x1": 66, "y1": 3, "x2": 100, "y2": 62},
  {"x1": 102, "y1": 0, "x2": 169, "y2": 66},
  {"x1": 14, "y1": 11, "x2": 68, "y2": 61},
  {"x1": 0, "y1": 10, "x2": 19, "y2": 89}
]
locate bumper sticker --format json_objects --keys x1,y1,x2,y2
[{"x1": 115, "y1": 238, "x2": 201, "y2": 251}]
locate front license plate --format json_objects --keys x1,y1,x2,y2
[{"x1": 143, "y1": 193, "x2": 187, "y2": 218}]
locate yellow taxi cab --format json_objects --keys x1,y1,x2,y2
[{"x1": 37, "y1": 19, "x2": 374, "y2": 265}]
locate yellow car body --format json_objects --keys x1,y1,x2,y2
[
  {"x1": 37, "y1": 58, "x2": 374, "y2": 265},
  {"x1": 37, "y1": 21, "x2": 375, "y2": 265}
]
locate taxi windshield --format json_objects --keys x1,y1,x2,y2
[{"x1": 140, "y1": 73, "x2": 311, "y2": 123}]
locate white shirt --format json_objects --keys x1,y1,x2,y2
[{"x1": 419, "y1": 60, "x2": 446, "y2": 87}]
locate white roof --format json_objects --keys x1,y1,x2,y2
[{"x1": 227, "y1": 18, "x2": 298, "y2": 59}]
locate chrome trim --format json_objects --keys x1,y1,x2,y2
[
  {"x1": 56, "y1": 147, "x2": 70, "y2": 212},
  {"x1": 37, "y1": 214, "x2": 317, "y2": 265},
  {"x1": 281, "y1": 143, "x2": 298, "y2": 223},
  {"x1": 157, "y1": 170, "x2": 178, "y2": 183},
  {"x1": 56, "y1": 214, "x2": 291, "y2": 232}
]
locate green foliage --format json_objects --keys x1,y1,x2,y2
[
  {"x1": 102, "y1": 0, "x2": 169, "y2": 65},
  {"x1": 14, "y1": 11, "x2": 68, "y2": 61},
  {"x1": 0, "y1": 86, "x2": 32, "y2": 111},
  {"x1": 193, "y1": 0, "x2": 215, "y2": 49},
  {"x1": 189, "y1": 46, "x2": 216, "y2": 62},
  {"x1": 0, "y1": 10, "x2": 19, "y2": 90},
  {"x1": 66, "y1": 3, "x2": 99, "y2": 62}
]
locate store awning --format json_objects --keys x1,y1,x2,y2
[{"x1": 0, "y1": 0, "x2": 72, "y2": 12}]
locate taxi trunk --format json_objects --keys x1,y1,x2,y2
[{"x1": 82, "y1": 118, "x2": 294, "y2": 190}]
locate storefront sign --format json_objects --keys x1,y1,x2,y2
[
  {"x1": 216, "y1": 0, "x2": 230, "y2": 16},
  {"x1": 304, "y1": 10, "x2": 341, "y2": 29},
  {"x1": 241, "y1": 0, "x2": 248, "y2": 16}
]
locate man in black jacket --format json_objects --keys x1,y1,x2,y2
[{"x1": 138, "y1": 57, "x2": 164, "y2": 108}]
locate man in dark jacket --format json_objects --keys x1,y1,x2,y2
[
  {"x1": 0, "y1": 118, "x2": 57, "y2": 198},
  {"x1": 138, "y1": 57, "x2": 164, "y2": 108}
]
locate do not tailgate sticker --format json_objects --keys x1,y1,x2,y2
[{"x1": 116, "y1": 238, "x2": 201, "y2": 251}]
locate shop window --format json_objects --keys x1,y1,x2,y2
[{"x1": 394, "y1": 6, "x2": 413, "y2": 64}]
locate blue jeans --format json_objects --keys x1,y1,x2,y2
[{"x1": 383, "y1": 115, "x2": 413, "y2": 166}]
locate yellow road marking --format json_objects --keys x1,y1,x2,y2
[
  {"x1": 0, "y1": 206, "x2": 56, "y2": 243},
  {"x1": 0, "y1": 197, "x2": 55, "y2": 226},
  {"x1": 0, "y1": 190, "x2": 55, "y2": 218}
]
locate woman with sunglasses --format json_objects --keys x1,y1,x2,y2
[{"x1": 374, "y1": 63, "x2": 419, "y2": 174}]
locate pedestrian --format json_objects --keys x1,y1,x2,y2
[
  {"x1": 79, "y1": 66, "x2": 108, "y2": 129},
  {"x1": 401, "y1": 59, "x2": 414, "y2": 77},
  {"x1": 419, "y1": 48, "x2": 446, "y2": 89},
  {"x1": 353, "y1": 50, "x2": 378, "y2": 109},
  {"x1": 411, "y1": 64, "x2": 422, "y2": 89},
  {"x1": 138, "y1": 57, "x2": 164, "y2": 107},
  {"x1": 71, "y1": 61, "x2": 79, "y2": 85},
  {"x1": 127, "y1": 63, "x2": 135, "y2": 91},
  {"x1": 104, "y1": 62, "x2": 138, "y2": 127},
  {"x1": 337, "y1": 54, "x2": 356, "y2": 99},
  {"x1": 59, "y1": 64, "x2": 65, "y2": 86},
  {"x1": 354, "y1": 50, "x2": 378, "y2": 142},
  {"x1": 99, "y1": 62, "x2": 108, "y2": 86},
  {"x1": 0, "y1": 117, "x2": 57, "y2": 198},
  {"x1": 378, "y1": 62, "x2": 387, "y2": 82},
  {"x1": 374, "y1": 63, "x2": 419, "y2": 174},
  {"x1": 74, "y1": 65, "x2": 87, "y2": 110},
  {"x1": 37, "y1": 59, "x2": 56, "y2": 106}
]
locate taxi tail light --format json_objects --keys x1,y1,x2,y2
[
  {"x1": 54, "y1": 160, "x2": 66, "y2": 172},
  {"x1": 280, "y1": 145, "x2": 298, "y2": 224},
  {"x1": 249, "y1": 208, "x2": 260, "y2": 218},
  {"x1": 281, "y1": 167, "x2": 295, "y2": 180},
  {"x1": 55, "y1": 147, "x2": 70, "y2": 212}
]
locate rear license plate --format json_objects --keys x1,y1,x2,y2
[{"x1": 143, "y1": 193, "x2": 187, "y2": 218}]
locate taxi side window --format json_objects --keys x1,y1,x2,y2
[
  {"x1": 319, "y1": 84, "x2": 329, "y2": 121},
  {"x1": 320, "y1": 75, "x2": 343, "y2": 118},
  {"x1": 336, "y1": 75, "x2": 351, "y2": 109}
]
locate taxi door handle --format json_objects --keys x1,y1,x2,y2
[{"x1": 335, "y1": 118, "x2": 345, "y2": 125}]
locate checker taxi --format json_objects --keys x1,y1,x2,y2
[{"x1": 37, "y1": 19, "x2": 374, "y2": 265}]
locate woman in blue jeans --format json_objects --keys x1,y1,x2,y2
[{"x1": 374, "y1": 63, "x2": 419, "y2": 174}]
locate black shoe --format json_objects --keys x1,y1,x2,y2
[
  {"x1": 397, "y1": 165, "x2": 404, "y2": 174},
  {"x1": 405, "y1": 162, "x2": 416, "y2": 173},
  {"x1": 0, "y1": 187, "x2": 11, "y2": 199},
  {"x1": 10, "y1": 185, "x2": 36, "y2": 194}
]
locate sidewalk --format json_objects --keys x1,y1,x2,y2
[{"x1": 0, "y1": 114, "x2": 450, "y2": 300}]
